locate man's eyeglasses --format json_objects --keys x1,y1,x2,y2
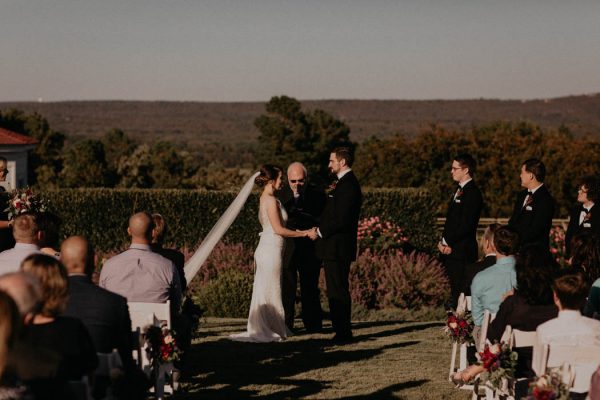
[
  {"x1": 451, "y1": 167, "x2": 464, "y2": 171},
  {"x1": 289, "y1": 179, "x2": 305, "y2": 184},
  {"x1": 578, "y1": 187, "x2": 588, "y2": 193}
]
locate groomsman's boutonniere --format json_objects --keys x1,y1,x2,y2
[
  {"x1": 583, "y1": 210, "x2": 592, "y2": 227},
  {"x1": 454, "y1": 188, "x2": 464, "y2": 203},
  {"x1": 524, "y1": 194, "x2": 534, "y2": 211}
]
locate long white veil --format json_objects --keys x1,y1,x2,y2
[{"x1": 183, "y1": 171, "x2": 260, "y2": 284}]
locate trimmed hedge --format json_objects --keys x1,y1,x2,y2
[{"x1": 42, "y1": 188, "x2": 437, "y2": 253}]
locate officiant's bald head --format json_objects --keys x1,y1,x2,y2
[
  {"x1": 287, "y1": 162, "x2": 307, "y2": 195},
  {"x1": 128, "y1": 212, "x2": 154, "y2": 243}
]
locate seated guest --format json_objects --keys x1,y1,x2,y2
[
  {"x1": 0, "y1": 214, "x2": 43, "y2": 275},
  {"x1": 565, "y1": 176, "x2": 599, "y2": 259},
  {"x1": 471, "y1": 225, "x2": 519, "y2": 348},
  {"x1": 0, "y1": 290, "x2": 28, "y2": 399},
  {"x1": 569, "y1": 232, "x2": 600, "y2": 319},
  {"x1": 532, "y1": 273, "x2": 600, "y2": 377},
  {"x1": 61, "y1": 236, "x2": 147, "y2": 400},
  {"x1": 20, "y1": 254, "x2": 98, "y2": 382},
  {"x1": 151, "y1": 213, "x2": 187, "y2": 292},
  {"x1": 452, "y1": 247, "x2": 559, "y2": 386},
  {"x1": 462, "y1": 224, "x2": 499, "y2": 296},
  {"x1": 0, "y1": 272, "x2": 64, "y2": 397},
  {"x1": 100, "y1": 212, "x2": 182, "y2": 314}
]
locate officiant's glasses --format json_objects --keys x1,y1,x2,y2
[{"x1": 289, "y1": 179, "x2": 305, "y2": 183}]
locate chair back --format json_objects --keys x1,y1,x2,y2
[
  {"x1": 510, "y1": 329, "x2": 536, "y2": 348},
  {"x1": 457, "y1": 293, "x2": 466, "y2": 313},
  {"x1": 128, "y1": 300, "x2": 171, "y2": 330},
  {"x1": 479, "y1": 310, "x2": 496, "y2": 350},
  {"x1": 542, "y1": 342, "x2": 600, "y2": 393}
]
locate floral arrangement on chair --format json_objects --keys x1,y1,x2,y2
[
  {"x1": 478, "y1": 342, "x2": 518, "y2": 391},
  {"x1": 443, "y1": 309, "x2": 473, "y2": 344},
  {"x1": 357, "y1": 217, "x2": 408, "y2": 254},
  {"x1": 144, "y1": 324, "x2": 181, "y2": 364},
  {"x1": 527, "y1": 368, "x2": 569, "y2": 400},
  {"x1": 5, "y1": 187, "x2": 48, "y2": 220},
  {"x1": 549, "y1": 226, "x2": 567, "y2": 266}
]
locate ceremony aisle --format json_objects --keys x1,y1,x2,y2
[{"x1": 174, "y1": 318, "x2": 469, "y2": 399}]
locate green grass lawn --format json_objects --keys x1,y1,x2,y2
[{"x1": 175, "y1": 317, "x2": 471, "y2": 399}]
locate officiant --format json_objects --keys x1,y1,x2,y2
[{"x1": 280, "y1": 162, "x2": 326, "y2": 333}]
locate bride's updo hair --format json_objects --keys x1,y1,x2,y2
[{"x1": 255, "y1": 164, "x2": 282, "y2": 187}]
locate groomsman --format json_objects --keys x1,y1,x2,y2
[
  {"x1": 565, "y1": 175, "x2": 599, "y2": 258},
  {"x1": 281, "y1": 162, "x2": 326, "y2": 332},
  {"x1": 316, "y1": 147, "x2": 362, "y2": 343},
  {"x1": 508, "y1": 158, "x2": 555, "y2": 252},
  {"x1": 438, "y1": 154, "x2": 483, "y2": 308}
]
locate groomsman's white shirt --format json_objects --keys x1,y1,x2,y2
[{"x1": 532, "y1": 310, "x2": 600, "y2": 376}]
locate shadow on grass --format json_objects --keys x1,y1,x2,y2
[
  {"x1": 344, "y1": 379, "x2": 430, "y2": 399},
  {"x1": 354, "y1": 321, "x2": 443, "y2": 342}
]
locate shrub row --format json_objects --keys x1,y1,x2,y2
[{"x1": 42, "y1": 188, "x2": 437, "y2": 253}]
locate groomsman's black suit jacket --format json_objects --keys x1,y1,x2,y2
[
  {"x1": 508, "y1": 185, "x2": 555, "y2": 250},
  {"x1": 565, "y1": 203, "x2": 600, "y2": 257},
  {"x1": 64, "y1": 275, "x2": 135, "y2": 370},
  {"x1": 316, "y1": 171, "x2": 362, "y2": 263},
  {"x1": 442, "y1": 180, "x2": 483, "y2": 263}
]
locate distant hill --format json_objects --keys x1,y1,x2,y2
[{"x1": 1, "y1": 95, "x2": 599, "y2": 150}]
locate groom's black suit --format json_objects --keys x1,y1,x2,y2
[
  {"x1": 316, "y1": 170, "x2": 362, "y2": 339},
  {"x1": 281, "y1": 184, "x2": 326, "y2": 331}
]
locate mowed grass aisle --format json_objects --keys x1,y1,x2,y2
[{"x1": 175, "y1": 318, "x2": 470, "y2": 399}]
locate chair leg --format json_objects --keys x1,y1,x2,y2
[{"x1": 449, "y1": 342, "x2": 458, "y2": 381}]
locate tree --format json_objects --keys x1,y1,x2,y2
[
  {"x1": 254, "y1": 96, "x2": 354, "y2": 185},
  {"x1": 60, "y1": 139, "x2": 110, "y2": 187},
  {"x1": 149, "y1": 141, "x2": 186, "y2": 188},
  {"x1": 117, "y1": 144, "x2": 154, "y2": 188},
  {"x1": 101, "y1": 129, "x2": 136, "y2": 186}
]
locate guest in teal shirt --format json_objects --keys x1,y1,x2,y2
[{"x1": 471, "y1": 226, "x2": 520, "y2": 326}]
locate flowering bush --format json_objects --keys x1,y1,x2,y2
[
  {"x1": 527, "y1": 368, "x2": 569, "y2": 400},
  {"x1": 350, "y1": 250, "x2": 449, "y2": 310},
  {"x1": 549, "y1": 226, "x2": 567, "y2": 266},
  {"x1": 5, "y1": 187, "x2": 48, "y2": 220},
  {"x1": 194, "y1": 270, "x2": 254, "y2": 317},
  {"x1": 478, "y1": 342, "x2": 518, "y2": 391},
  {"x1": 357, "y1": 217, "x2": 408, "y2": 254},
  {"x1": 187, "y1": 242, "x2": 254, "y2": 291},
  {"x1": 444, "y1": 310, "x2": 473, "y2": 344},
  {"x1": 144, "y1": 324, "x2": 180, "y2": 364}
]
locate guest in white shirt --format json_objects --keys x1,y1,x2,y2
[
  {"x1": 532, "y1": 273, "x2": 600, "y2": 376},
  {"x1": 0, "y1": 214, "x2": 43, "y2": 275}
]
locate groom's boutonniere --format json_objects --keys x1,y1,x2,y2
[{"x1": 327, "y1": 180, "x2": 338, "y2": 196}]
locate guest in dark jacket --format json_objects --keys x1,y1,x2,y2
[
  {"x1": 462, "y1": 224, "x2": 499, "y2": 296},
  {"x1": 20, "y1": 254, "x2": 98, "y2": 398},
  {"x1": 565, "y1": 175, "x2": 600, "y2": 258},
  {"x1": 62, "y1": 236, "x2": 148, "y2": 399}
]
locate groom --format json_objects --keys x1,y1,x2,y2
[{"x1": 316, "y1": 147, "x2": 362, "y2": 343}]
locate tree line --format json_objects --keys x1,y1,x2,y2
[{"x1": 1, "y1": 97, "x2": 599, "y2": 217}]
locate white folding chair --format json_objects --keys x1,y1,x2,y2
[
  {"x1": 449, "y1": 293, "x2": 473, "y2": 382},
  {"x1": 478, "y1": 310, "x2": 496, "y2": 351},
  {"x1": 127, "y1": 301, "x2": 174, "y2": 399},
  {"x1": 541, "y1": 342, "x2": 600, "y2": 394}
]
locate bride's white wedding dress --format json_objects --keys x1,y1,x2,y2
[{"x1": 229, "y1": 198, "x2": 291, "y2": 342}]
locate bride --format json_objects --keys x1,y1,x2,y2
[{"x1": 230, "y1": 165, "x2": 317, "y2": 342}]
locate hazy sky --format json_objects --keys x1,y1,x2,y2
[{"x1": 2, "y1": 0, "x2": 599, "y2": 102}]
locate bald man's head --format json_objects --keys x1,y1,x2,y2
[
  {"x1": 0, "y1": 272, "x2": 41, "y2": 320},
  {"x1": 128, "y1": 212, "x2": 154, "y2": 243},
  {"x1": 60, "y1": 236, "x2": 94, "y2": 276}
]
